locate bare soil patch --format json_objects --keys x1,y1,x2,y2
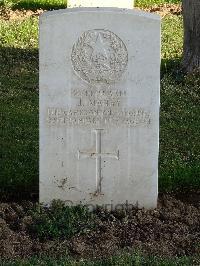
[
  {"x1": 0, "y1": 4, "x2": 182, "y2": 21},
  {"x1": 142, "y1": 3, "x2": 182, "y2": 17},
  {"x1": 0, "y1": 192, "x2": 199, "y2": 260},
  {"x1": 0, "y1": 7, "x2": 43, "y2": 20}
]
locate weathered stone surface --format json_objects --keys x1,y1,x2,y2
[
  {"x1": 68, "y1": 0, "x2": 134, "y2": 9},
  {"x1": 39, "y1": 8, "x2": 160, "y2": 209}
]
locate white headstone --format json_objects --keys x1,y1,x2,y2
[
  {"x1": 40, "y1": 8, "x2": 160, "y2": 209},
  {"x1": 68, "y1": 0, "x2": 134, "y2": 8}
]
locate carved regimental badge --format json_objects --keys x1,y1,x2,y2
[{"x1": 71, "y1": 29, "x2": 128, "y2": 84}]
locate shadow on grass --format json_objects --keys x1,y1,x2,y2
[
  {"x1": 160, "y1": 56, "x2": 200, "y2": 193},
  {"x1": 161, "y1": 57, "x2": 183, "y2": 78},
  {"x1": 1, "y1": 46, "x2": 38, "y2": 75},
  {"x1": 1, "y1": 46, "x2": 199, "y2": 201},
  {"x1": 0, "y1": 46, "x2": 39, "y2": 201}
]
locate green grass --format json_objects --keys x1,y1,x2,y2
[
  {"x1": 159, "y1": 15, "x2": 200, "y2": 190},
  {"x1": 159, "y1": 74, "x2": 200, "y2": 190},
  {"x1": 135, "y1": 0, "x2": 181, "y2": 8},
  {"x1": 28, "y1": 200, "x2": 96, "y2": 240},
  {"x1": 1, "y1": 253, "x2": 199, "y2": 266},
  {"x1": 0, "y1": 4, "x2": 199, "y2": 196},
  {"x1": 0, "y1": 0, "x2": 181, "y2": 10},
  {"x1": 0, "y1": 0, "x2": 67, "y2": 10},
  {"x1": 161, "y1": 15, "x2": 183, "y2": 73},
  {"x1": 0, "y1": 16, "x2": 39, "y2": 199},
  {"x1": 0, "y1": 2, "x2": 199, "y2": 265}
]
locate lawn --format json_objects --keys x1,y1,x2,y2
[
  {"x1": 0, "y1": 0, "x2": 200, "y2": 264},
  {"x1": 0, "y1": 0, "x2": 67, "y2": 10},
  {"x1": 1, "y1": 0, "x2": 181, "y2": 9},
  {"x1": 1, "y1": 0, "x2": 199, "y2": 200},
  {"x1": 2, "y1": 254, "x2": 200, "y2": 266},
  {"x1": 135, "y1": 0, "x2": 181, "y2": 8}
]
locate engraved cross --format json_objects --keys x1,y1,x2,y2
[{"x1": 78, "y1": 129, "x2": 119, "y2": 194}]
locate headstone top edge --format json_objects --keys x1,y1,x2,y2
[{"x1": 40, "y1": 8, "x2": 161, "y2": 21}]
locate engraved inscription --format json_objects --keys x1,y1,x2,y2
[
  {"x1": 72, "y1": 88, "x2": 126, "y2": 108},
  {"x1": 47, "y1": 107, "x2": 151, "y2": 127},
  {"x1": 78, "y1": 129, "x2": 119, "y2": 194},
  {"x1": 72, "y1": 88, "x2": 127, "y2": 98},
  {"x1": 46, "y1": 30, "x2": 151, "y2": 129},
  {"x1": 71, "y1": 29, "x2": 128, "y2": 84}
]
